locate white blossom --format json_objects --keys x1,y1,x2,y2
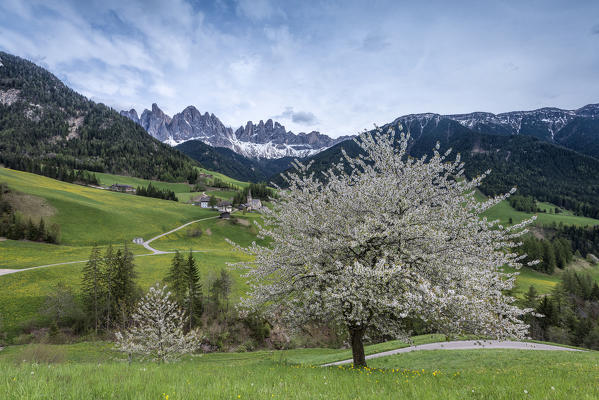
[
  {"x1": 231, "y1": 126, "x2": 534, "y2": 365},
  {"x1": 115, "y1": 284, "x2": 202, "y2": 362}
]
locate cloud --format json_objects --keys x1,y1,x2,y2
[
  {"x1": 1, "y1": 1, "x2": 598, "y2": 138},
  {"x1": 236, "y1": 0, "x2": 284, "y2": 21},
  {"x1": 359, "y1": 33, "x2": 390, "y2": 52},
  {"x1": 275, "y1": 107, "x2": 318, "y2": 126}
]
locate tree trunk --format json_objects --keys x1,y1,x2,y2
[{"x1": 349, "y1": 326, "x2": 367, "y2": 368}]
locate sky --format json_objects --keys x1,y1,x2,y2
[{"x1": 0, "y1": 0, "x2": 598, "y2": 138}]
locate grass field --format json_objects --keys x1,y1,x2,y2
[
  {"x1": 0, "y1": 168, "x2": 217, "y2": 246},
  {"x1": 477, "y1": 192, "x2": 599, "y2": 228},
  {"x1": 197, "y1": 167, "x2": 249, "y2": 189},
  {"x1": 93, "y1": 172, "x2": 193, "y2": 193},
  {"x1": 0, "y1": 339, "x2": 597, "y2": 399},
  {"x1": 0, "y1": 240, "x2": 149, "y2": 270},
  {"x1": 0, "y1": 211, "x2": 261, "y2": 337}
]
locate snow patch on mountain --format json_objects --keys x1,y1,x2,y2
[{"x1": 121, "y1": 104, "x2": 348, "y2": 159}]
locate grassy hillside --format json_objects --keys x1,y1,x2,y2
[
  {"x1": 0, "y1": 340, "x2": 596, "y2": 399},
  {"x1": 0, "y1": 168, "x2": 217, "y2": 246},
  {"x1": 93, "y1": 172, "x2": 193, "y2": 193}
]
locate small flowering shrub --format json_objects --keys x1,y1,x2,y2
[{"x1": 115, "y1": 284, "x2": 202, "y2": 362}]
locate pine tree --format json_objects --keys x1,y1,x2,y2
[
  {"x1": 26, "y1": 218, "x2": 37, "y2": 241},
  {"x1": 37, "y1": 218, "x2": 46, "y2": 241},
  {"x1": 182, "y1": 251, "x2": 202, "y2": 330},
  {"x1": 114, "y1": 244, "x2": 138, "y2": 327},
  {"x1": 103, "y1": 244, "x2": 118, "y2": 330},
  {"x1": 165, "y1": 251, "x2": 186, "y2": 304},
  {"x1": 82, "y1": 246, "x2": 104, "y2": 333},
  {"x1": 211, "y1": 269, "x2": 232, "y2": 314},
  {"x1": 542, "y1": 241, "x2": 557, "y2": 274},
  {"x1": 524, "y1": 285, "x2": 539, "y2": 309}
]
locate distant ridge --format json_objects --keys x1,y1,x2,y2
[{"x1": 121, "y1": 104, "x2": 352, "y2": 159}]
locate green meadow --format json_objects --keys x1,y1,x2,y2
[
  {"x1": 0, "y1": 167, "x2": 217, "y2": 246},
  {"x1": 197, "y1": 167, "x2": 249, "y2": 189},
  {"x1": 477, "y1": 191, "x2": 599, "y2": 228},
  {"x1": 0, "y1": 339, "x2": 597, "y2": 399},
  {"x1": 93, "y1": 171, "x2": 193, "y2": 193},
  {"x1": 1, "y1": 168, "x2": 598, "y2": 338}
]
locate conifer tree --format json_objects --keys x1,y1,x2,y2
[
  {"x1": 166, "y1": 251, "x2": 186, "y2": 304},
  {"x1": 103, "y1": 244, "x2": 118, "y2": 330},
  {"x1": 183, "y1": 251, "x2": 202, "y2": 330},
  {"x1": 114, "y1": 244, "x2": 138, "y2": 327},
  {"x1": 82, "y1": 246, "x2": 104, "y2": 333},
  {"x1": 37, "y1": 218, "x2": 46, "y2": 241}
]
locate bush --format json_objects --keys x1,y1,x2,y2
[{"x1": 546, "y1": 326, "x2": 572, "y2": 345}]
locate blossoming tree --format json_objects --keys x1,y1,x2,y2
[
  {"x1": 115, "y1": 284, "x2": 202, "y2": 362},
  {"x1": 233, "y1": 128, "x2": 534, "y2": 367}
]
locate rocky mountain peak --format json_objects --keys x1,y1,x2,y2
[
  {"x1": 119, "y1": 109, "x2": 140, "y2": 124},
  {"x1": 121, "y1": 104, "x2": 348, "y2": 159}
]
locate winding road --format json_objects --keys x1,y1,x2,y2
[
  {"x1": 0, "y1": 215, "x2": 220, "y2": 276},
  {"x1": 321, "y1": 340, "x2": 582, "y2": 367}
]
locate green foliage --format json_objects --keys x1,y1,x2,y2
[
  {"x1": 81, "y1": 245, "x2": 140, "y2": 331},
  {"x1": 232, "y1": 182, "x2": 276, "y2": 206},
  {"x1": 136, "y1": 182, "x2": 178, "y2": 201},
  {"x1": 527, "y1": 271, "x2": 599, "y2": 350},
  {"x1": 80, "y1": 246, "x2": 105, "y2": 333},
  {"x1": 182, "y1": 251, "x2": 203, "y2": 329},
  {"x1": 0, "y1": 182, "x2": 60, "y2": 243},
  {"x1": 555, "y1": 224, "x2": 599, "y2": 258},
  {"x1": 515, "y1": 236, "x2": 572, "y2": 274},
  {"x1": 210, "y1": 269, "x2": 233, "y2": 315},
  {"x1": 508, "y1": 195, "x2": 538, "y2": 213},
  {"x1": 176, "y1": 139, "x2": 294, "y2": 183},
  {"x1": 0, "y1": 52, "x2": 199, "y2": 182},
  {"x1": 274, "y1": 125, "x2": 599, "y2": 219}
]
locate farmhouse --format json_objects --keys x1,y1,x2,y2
[
  {"x1": 193, "y1": 195, "x2": 211, "y2": 208},
  {"x1": 132, "y1": 237, "x2": 143, "y2": 244},
  {"x1": 110, "y1": 183, "x2": 135, "y2": 193},
  {"x1": 217, "y1": 200, "x2": 233, "y2": 213}
]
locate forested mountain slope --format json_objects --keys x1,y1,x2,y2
[
  {"x1": 176, "y1": 139, "x2": 294, "y2": 182},
  {"x1": 272, "y1": 119, "x2": 599, "y2": 218},
  {"x1": 0, "y1": 52, "x2": 198, "y2": 182}
]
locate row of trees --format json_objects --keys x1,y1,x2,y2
[
  {"x1": 517, "y1": 236, "x2": 573, "y2": 274},
  {"x1": 555, "y1": 224, "x2": 599, "y2": 258},
  {"x1": 508, "y1": 195, "x2": 539, "y2": 213},
  {"x1": 81, "y1": 245, "x2": 139, "y2": 332},
  {"x1": 136, "y1": 183, "x2": 178, "y2": 201},
  {"x1": 80, "y1": 248, "x2": 237, "y2": 335},
  {"x1": 525, "y1": 272, "x2": 599, "y2": 349},
  {"x1": 0, "y1": 156, "x2": 100, "y2": 186},
  {"x1": 0, "y1": 183, "x2": 60, "y2": 243},
  {"x1": 207, "y1": 177, "x2": 239, "y2": 191}
]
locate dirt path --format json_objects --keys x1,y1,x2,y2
[
  {"x1": 142, "y1": 215, "x2": 219, "y2": 254},
  {"x1": 321, "y1": 340, "x2": 583, "y2": 367},
  {"x1": 0, "y1": 215, "x2": 221, "y2": 276}
]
